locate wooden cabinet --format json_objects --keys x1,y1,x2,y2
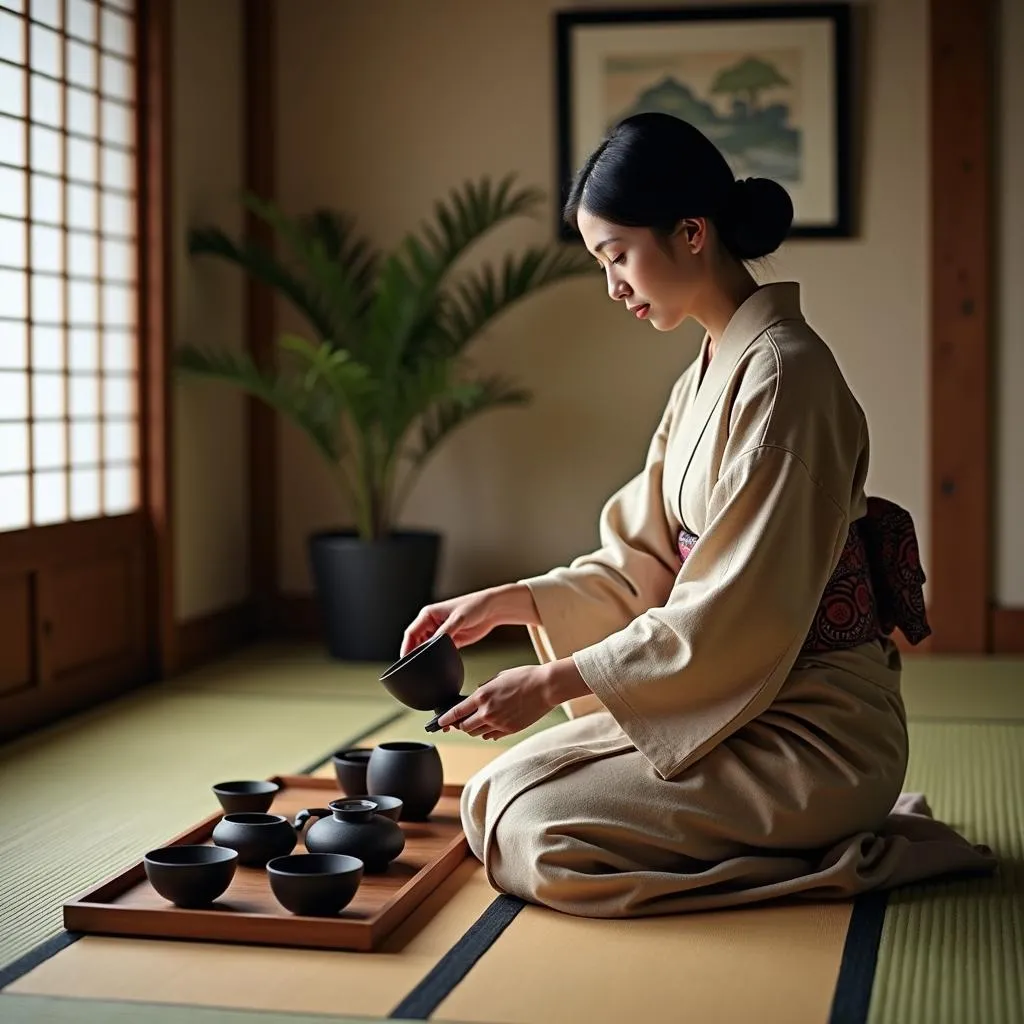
[{"x1": 0, "y1": 515, "x2": 150, "y2": 743}]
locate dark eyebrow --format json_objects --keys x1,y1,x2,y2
[{"x1": 594, "y1": 237, "x2": 621, "y2": 254}]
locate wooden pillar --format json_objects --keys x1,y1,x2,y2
[
  {"x1": 928, "y1": 0, "x2": 994, "y2": 652},
  {"x1": 243, "y1": 0, "x2": 279, "y2": 632},
  {"x1": 138, "y1": 0, "x2": 176, "y2": 677}
]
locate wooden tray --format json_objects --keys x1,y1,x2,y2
[{"x1": 63, "y1": 775, "x2": 469, "y2": 952}]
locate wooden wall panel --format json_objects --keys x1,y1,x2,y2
[
  {"x1": 0, "y1": 517, "x2": 149, "y2": 743},
  {"x1": 0, "y1": 573, "x2": 34, "y2": 698},
  {"x1": 50, "y1": 557, "x2": 140, "y2": 676}
]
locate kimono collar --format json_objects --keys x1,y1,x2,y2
[
  {"x1": 699, "y1": 281, "x2": 804, "y2": 371},
  {"x1": 675, "y1": 282, "x2": 803, "y2": 514},
  {"x1": 720, "y1": 281, "x2": 803, "y2": 352},
  {"x1": 690, "y1": 281, "x2": 803, "y2": 393}
]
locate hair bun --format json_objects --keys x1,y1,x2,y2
[{"x1": 722, "y1": 177, "x2": 794, "y2": 260}]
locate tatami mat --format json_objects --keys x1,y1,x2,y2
[
  {"x1": 0, "y1": 995, "x2": 416, "y2": 1024},
  {"x1": 900, "y1": 655, "x2": 1024, "y2": 721},
  {"x1": 164, "y1": 641, "x2": 543, "y2": 704},
  {"x1": 2, "y1": 645, "x2": 1021, "y2": 1024},
  {"x1": 440, "y1": 898, "x2": 853, "y2": 1024},
  {"x1": 0, "y1": 688, "x2": 395, "y2": 971},
  {"x1": 869, "y1": 720, "x2": 1024, "y2": 1024}
]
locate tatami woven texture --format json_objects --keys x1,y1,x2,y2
[
  {"x1": 1, "y1": 643, "x2": 1020, "y2": 1024},
  {"x1": 868, "y1": 720, "x2": 1024, "y2": 1024}
]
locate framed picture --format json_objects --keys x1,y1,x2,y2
[{"x1": 554, "y1": 4, "x2": 852, "y2": 241}]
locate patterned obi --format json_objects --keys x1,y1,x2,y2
[{"x1": 677, "y1": 497, "x2": 931, "y2": 653}]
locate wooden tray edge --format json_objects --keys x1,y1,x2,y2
[
  {"x1": 371, "y1": 830, "x2": 470, "y2": 944},
  {"x1": 62, "y1": 902, "x2": 378, "y2": 952}
]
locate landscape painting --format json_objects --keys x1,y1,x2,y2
[
  {"x1": 555, "y1": 5, "x2": 852, "y2": 240},
  {"x1": 604, "y1": 49, "x2": 803, "y2": 183}
]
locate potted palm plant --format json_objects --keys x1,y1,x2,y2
[{"x1": 176, "y1": 175, "x2": 593, "y2": 661}]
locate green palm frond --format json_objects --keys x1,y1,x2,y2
[
  {"x1": 386, "y1": 355, "x2": 453, "y2": 449},
  {"x1": 386, "y1": 372, "x2": 529, "y2": 523},
  {"x1": 409, "y1": 374, "x2": 530, "y2": 465},
  {"x1": 299, "y1": 209, "x2": 379, "y2": 316},
  {"x1": 187, "y1": 227, "x2": 339, "y2": 343},
  {"x1": 242, "y1": 194, "x2": 378, "y2": 352},
  {"x1": 440, "y1": 245, "x2": 594, "y2": 357},
  {"x1": 410, "y1": 174, "x2": 543, "y2": 286},
  {"x1": 278, "y1": 334, "x2": 375, "y2": 427},
  {"x1": 175, "y1": 344, "x2": 343, "y2": 467},
  {"x1": 366, "y1": 176, "x2": 544, "y2": 370}
]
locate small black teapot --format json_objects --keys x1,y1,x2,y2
[{"x1": 293, "y1": 798, "x2": 405, "y2": 873}]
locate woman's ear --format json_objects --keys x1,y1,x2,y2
[{"x1": 673, "y1": 218, "x2": 707, "y2": 253}]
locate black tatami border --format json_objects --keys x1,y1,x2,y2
[
  {"x1": 388, "y1": 894, "x2": 526, "y2": 1020},
  {"x1": 828, "y1": 890, "x2": 891, "y2": 1024},
  {"x1": 0, "y1": 932, "x2": 83, "y2": 994},
  {"x1": 295, "y1": 708, "x2": 408, "y2": 775}
]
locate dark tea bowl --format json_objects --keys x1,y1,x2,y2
[
  {"x1": 212, "y1": 812, "x2": 297, "y2": 866},
  {"x1": 144, "y1": 845, "x2": 238, "y2": 908},
  {"x1": 212, "y1": 779, "x2": 280, "y2": 814},
  {"x1": 330, "y1": 748, "x2": 372, "y2": 796},
  {"x1": 379, "y1": 632, "x2": 465, "y2": 732},
  {"x1": 267, "y1": 853, "x2": 364, "y2": 916}
]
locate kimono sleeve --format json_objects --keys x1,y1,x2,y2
[
  {"x1": 519, "y1": 378, "x2": 686, "y2": 716},
  {"x1": 571, "y1": 443, "x2": 848, "y2": 778}
]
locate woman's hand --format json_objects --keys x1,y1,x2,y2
[
  {"x1": 400, "y1": 583, "x2": 540, "y2": 657},
  {"x1": 437, "y1": 657, "x2": 593, "y2": 741}
]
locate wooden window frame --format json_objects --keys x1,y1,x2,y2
[{"x1": 136, "y1": 0, "x2": 175, "y2": 676}]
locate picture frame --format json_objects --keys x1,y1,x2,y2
[{"x1": 554, "y1": 4, "x2": 852, "y2": 241}]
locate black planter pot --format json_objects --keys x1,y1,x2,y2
[{"x1": 308, "y1": 530, "x2": 441, "y2": 662}]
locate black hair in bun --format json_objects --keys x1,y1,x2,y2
[
  {"x1": 563, "y1": 112, "x2": 794, "y2": 262},
  {"x1": 718, "y1": 177, "x2": 795, "y2": 260}
]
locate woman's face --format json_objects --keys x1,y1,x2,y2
[{"x1": 577, "y1": 207, "x2": 703, "y2": 332}]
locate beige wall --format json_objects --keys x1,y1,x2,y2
[
  {"x1": 274, "y1": 0, "x2": 930, "y2": 600},
  {"x1": 171, "y1": 0, "x2": 248, "y2": 620},
  {"x1": 997, "y1": 0, "x2": 1024, "y2": 606}
]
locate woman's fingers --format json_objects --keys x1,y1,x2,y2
[
  {"x1": 403, "y1": 589, "x2": 505, "y2": 657},
  {"x1": 436, "y1": 694, "x2": 479, "y2": 730},
  {"x1": 438, "y1": 615, "x2": 488, "y2": 650},
  {"x1": 400, "y1": 623, "x2": 427, "y2": 657},
  {"x1": 401, "y1": 608, "x2": 446, "y2": 656},
  {"x1": 444, "y1": 705, "x2": 492, "y2": 736}
]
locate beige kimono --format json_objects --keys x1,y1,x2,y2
[{"x1": 461, "y1": 282, "x2": 995, "y2": 918}]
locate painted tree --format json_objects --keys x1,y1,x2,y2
[{"x1": 711, "y1": 57, "x2": 790, "y2": 112}]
